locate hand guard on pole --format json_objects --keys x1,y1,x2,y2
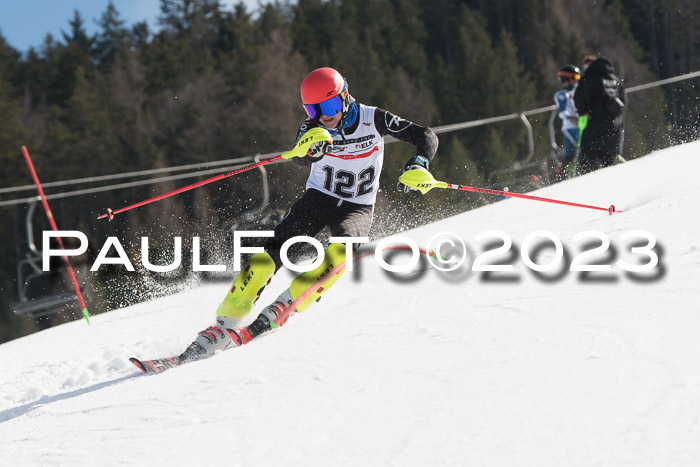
[
  {"x1": 397, "y1": 155, "x2": 431, "y2": 193},
  {"x1": 282, "y1": 128, "x2": 333, "y2": 166}
]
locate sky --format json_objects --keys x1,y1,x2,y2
[
  {"x1": 1, "y1": 139, "x2": 699, "y2": 465},
  {"x1": 0, "y1": 0, "x2": 271, "y2": 52}
]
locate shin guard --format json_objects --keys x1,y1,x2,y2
[
  {"x1": 216, "y1": 252, "x2": 276, "y2": 320},
  {"x1": 289, "y1": 243, "x2": 347, "y2": 313}
]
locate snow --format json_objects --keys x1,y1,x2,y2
[{"x1": 2, "y1": 140, "x2": 700, "y2": 466}]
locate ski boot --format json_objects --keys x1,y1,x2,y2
[
  {"x1": 246, "y1": 288, "x2": 294, "y2": 339},
  {"x1": 243, "y1": 242, "x2": 350, "y2": 337},
  {"x1": 181, "y1": 288, "x2": 294, "y2": 362},
  {"x1": 179, "y1": 316, "x2": 241, "y2": 362},
  {"x1": 180, "y1": 252, "x2": 276, "y2": 361}
]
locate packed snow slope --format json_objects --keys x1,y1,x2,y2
[{"x1": 2, "y1": 140, "x2": 700, "y2": 467}]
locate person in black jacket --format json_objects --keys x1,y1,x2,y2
[{"x1": 573, "y1": 56, "x2": 626, "y2": 174}]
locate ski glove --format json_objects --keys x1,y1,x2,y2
[
  {"x1": 292, "y1": 149, "x2": 328, "y2": 167},
  {"x1": 284, "y1": 127, "x2": 333, "y2": 167},
  {"x1": 291, "y1": 140, "x2": 331, "y2": 166},
  {"x1": 397, "y1": 155, "x2": 430, "y2": 193},
  {"x1": 305, "y1": 139, "x2": 332, "y2": 162}
]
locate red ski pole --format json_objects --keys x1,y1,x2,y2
[
  {"x1": 97, "y1": 127, "x2": 334, "y2": 220},
  {"x1": 274, "y1": 245, "x2": 434, "y2": 327},
  {"x1": 399, "y1": 169, "x2": 620, "y2": 215},
  {"x1": 97, "y1": 155, "x2": 283, "y2": 220},
  {"x1": 21, "y1": 146, "x2": 91, "y2": 324}
]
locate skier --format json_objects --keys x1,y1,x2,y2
[
  {"x1": 553, "y1": 64, "x2": 581, "y2": 179},
  {"x1": 181, "y1": 67, "x2": 439, "y2": 361},
  {"x1": 573, "y1": 56, "x2": 626, "y2": 174}
]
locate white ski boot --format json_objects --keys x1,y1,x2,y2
[
  {"x1": 180, "y1": 316, "x2": 242, "y2": 361},
  {"x1": 246, "y1": 289, "x2": 294, "y2": 338}
]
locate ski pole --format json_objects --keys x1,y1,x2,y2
[
  {"x1": 274, "y1": 245, "x2": 434, "y2": 327},
  {"x1": 21, "y1": 146, "x2": 91, "y2": 324},
  {"x1": 98, "y1": 128, "x2": 333, "y2": 220},
  {"x1": 399, "y1": 169, "x2": 620, "y2": 215},
  {"x1": 97, "y1": 155, "x2": 284, "y2": 220}
]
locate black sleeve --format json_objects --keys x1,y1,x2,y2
[
  {"x1": 374, "y1": 108, "x2": 439, "y2": 161},
  {"x1": 294, "y1": 118, "x2": 316, "y2": 144},
  {"x1": 573, "y1": 79, "x2": 589, "y2": 116}
]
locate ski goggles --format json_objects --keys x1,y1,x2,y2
[
  {"x1": 303, "y1": 94, "x2": 345, "y2": 120},
  {"x1": 557, "y1": 70, "x2": 580, "y2": 82}
]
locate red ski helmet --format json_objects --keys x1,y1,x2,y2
[{"x1": 300, "y1": 67, "x2": 351, "y2": 120}]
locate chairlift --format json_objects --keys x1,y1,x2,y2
[
  {"x1": 486, "y1": 113, "x2": 551, "y2": 192},
  {"x1": 10, "y1": 199, "x2": 81, "y2": 319},
  {"x1": 228, "y1": 155, "x2": 285, "y2": 232}
]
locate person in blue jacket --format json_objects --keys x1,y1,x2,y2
[{"x1": 553, "y1": 64, "x2": 581, "y2": 178}]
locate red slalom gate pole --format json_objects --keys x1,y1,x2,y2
[
  {"x1": 97, "y1": 155, "x2": 284, "y2": 220},
  {"x1": 21, "y1": 146, "x2": 90, "y2": 324}
]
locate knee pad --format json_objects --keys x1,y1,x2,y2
[{"x1": 216, "y1": 251, "x2": 276, "y2": 320}]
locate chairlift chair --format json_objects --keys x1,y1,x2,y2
[{"x1": 10, "y1": 199, "x2": 81, "y2": 319}]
